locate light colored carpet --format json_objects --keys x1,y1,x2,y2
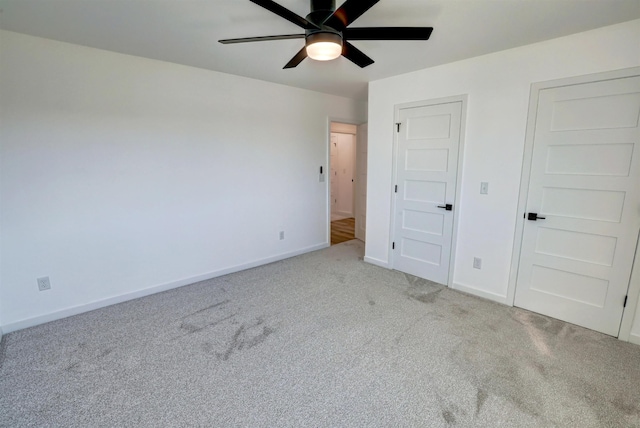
[{"x1": 1, "y1": 241, "x2": 639, "y2": 427}]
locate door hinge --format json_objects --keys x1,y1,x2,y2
[
  {"x1": 396, "y1": 122, "x2": 401, "y2": 132},
  {"x1": 395, "y1": 185, "x2": 398, "y2": 193},
  {"x1": 392, "y1": 242, "x2": 395, "y2": 250},
  {"x1": 624, "y1": 295, "x2": 628, "y2": 307}
]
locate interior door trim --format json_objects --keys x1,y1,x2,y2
[
  {"x1": 507, "y1": 66, "x2": 640, "y2": 342},
  {"x1": 389, "y1": 94, "x2": 468, "y2": 287},
  {"x1": 326, "y1": 117, "x2": 364, "y2": 246}
]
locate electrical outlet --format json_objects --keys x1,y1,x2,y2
[
  {"x1": 37, "y1": 276, "x2": 51, "y2": 291},
  {"x1": 473, "y1": 258, "x2": 482, "y2": 269},
  {"x1": 279, "y1": 231, "x2": 285, "y2": 240},
  {"x1": 480, "y1": 182, "x2": 489, "y2": 195}
]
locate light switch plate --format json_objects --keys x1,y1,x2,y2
[{"x1": 473, "y1": 257, "x2": 482, "y2": 269}]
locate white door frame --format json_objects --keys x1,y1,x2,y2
[
  {"x1": 507, "y1": 67, "x2": 640, "y2": 341},
  {"x1": 389, "y1": 95, "x2": 468, "y2": 286},
  {"x1": 326, "y1": 117, "x2": 364, "y2": 244}
]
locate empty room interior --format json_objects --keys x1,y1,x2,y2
[{"x1": 1, "y1": 0, "x2": 640, "y2": 426}]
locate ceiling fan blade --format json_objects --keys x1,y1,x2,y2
[
  {"x1": 250, "y1": 0, "x2": 318, "y2": 29},
  {"x1": 324, "y1": 0, "x2": 380, "y2": 29},
  {"x1": 344, "y1": 27, "x2": 433, "y2": 41},
  {"x1": 283, "y1": 46, "x2": 308, "y2": 69},
  {"x1": 342, "y1": 41, "x2": 374, "y2": 68},
  {"x1": 219, "y1": 34, "x2": 305, "y2": 44}
]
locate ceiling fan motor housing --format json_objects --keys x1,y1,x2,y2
[
  {"x1": 305, "y1": 0, "x2": 342, "y2": 47},
  {"x1": 307, "y1": 0, "x2": 336, "y2": 25}
]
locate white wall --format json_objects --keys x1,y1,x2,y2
[
  {"x1": 0, "y1": 30, "x2": 366, "y2": 332},
  {"x1": 366, "y1": 21, "x2": 640, "y2": 331}
]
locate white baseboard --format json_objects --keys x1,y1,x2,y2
[
  {"x1": 1, "y1": 243, "x2": 329, "y2": 334},
  {"x1": 452, "y1": 281, "x2": 509, "y2": 305},
  {"x1": 364, "y1": 256, "x2": 391, "y2": 269},
  {"x1": 334, "y1": 211, "x2": 354, "y2": 218},
  {"x1": 629, "y1": 333, "x2": 640, "y2": 346}
]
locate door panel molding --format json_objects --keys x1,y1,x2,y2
[
  {"x1": 507, "y1": 67, "x2": 640, "y2": 341},
  {"x1": 390, "y1": 95, "x2": 468, "y2": 286}
]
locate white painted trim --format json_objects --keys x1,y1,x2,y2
[
  {"x1": 389, "y1": 95, "x2": 468, "y2": 287},
  {"x1": 452, "y1": 282, "x2": 509, "y2": 305},
  {"x1": 333, "y1": 210, "x2": 354, "y2": 218},
  {"x1": 330, "y1": 122, "x2": 357, "y2": 134},
  {"x1": 507, "y1": 67, "x2": 640, "y2": 341},
  {"x1": 1, "y1": 243, "x2": 329, "y2": 334},
  {"x1": 630, "y1": 333, "x2": 640, "y2": 346},
  {"x1": 364, "y1": 256, "x2": 391, "y2": 269},
  {"x1": 327, "y1": 117, "x2": 365, "y2": 247},
  {"x1": 448, "y1": 95, "x2": 468, "y2": 288},
  {"x1": 619, "y1": 230, "x2": 640, "y2": 342},
  {"x1": 506, "y1": 79, "x2": 540, "y2": 307}
]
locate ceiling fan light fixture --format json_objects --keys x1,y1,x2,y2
[{"x1": 305, "y1": 32, "x2": 342, "y2": 61}]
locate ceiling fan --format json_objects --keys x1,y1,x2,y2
[{"x1": 219, "y1": 0, "x2": 433, "y2": 69}]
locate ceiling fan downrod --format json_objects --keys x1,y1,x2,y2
[{"x1": 307, "y1": 0, "x2": 336, "y2": 26}]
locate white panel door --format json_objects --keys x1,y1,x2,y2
[
  {"x1": 393, "y1": 101, "x2": 462, "y2": 285},
  {"x1": 515, "y1": 75, "x2": 640, "y2": 336},
  {"x1": 355, "y1": 123, "x2": 368, "y2": 241}
]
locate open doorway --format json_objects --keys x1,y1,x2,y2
[{"x1": 330, "y1": 122, "x2": 367, "y2": 245}]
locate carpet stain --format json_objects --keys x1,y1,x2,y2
[
  {"x1": 404, "y1": 273, "x2": 432, "y2": 288},
  {"x1": 333, "y1": 273, "x2": 346, "y2": 284},
  {"x1": 98, "y1": 348, "x2": 113, "y2": 358},
  {"x1": 217, "y1": 319, "x2": 275, "y2": 361},
  {"x1": 0, "y1": 337, "x2": 7, "y2": 370},
  {"x1": 175, "y1": 314, "x2": 237, "y2": 340},
  {"x1": 368, "y1": 300, "x2": 376, "y2": 306},
  {"x1": 182, "y1": 300, "x2": 230, "y2": 319},
  {"x1": 180, "y1": 322, "x2": 201, "y2": 334},
  {"x1": 476, "y1": 388, "x2": 488, "y2": 416},
  {"x1": 244, "y1": 326, "x2": 275, "y2": 349},
  {"x1": 451, "y1": 305, "x2": 470, "y2": 316},
  {"x1": 442, "y1": 409, "x2": 456, "y2": 424},
  {"x1": 528, "y1": 313, "x2": 566, "y2": 335},
  {"x1": 530, "y1": 361, "x2": 547, "y2": 378},
  {"x1": 64, "y1": 362, "x2": 81, "y2": 372},
  {"x1": 219, "y1": 325, "x2": 245, "y2": 361},
  {"x1": 570, "y1": 377, "x2": 637, "y2": 427},
  {"x1": 409, "y1": 288, "x2": 442, "y2": 304},
  {"x1": 612, "y1": 393, "x2": 640, "y2": 417}
]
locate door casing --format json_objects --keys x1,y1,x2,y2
[
  {"x1": 326, "y1": 118, "x2": 365, "y2": 245},
  {"x1": 507, "y1": 67, "x2": 640, "y2": 342},
  {"x1": 389, "y1": 95, "x2": 468, "y2": 287}
]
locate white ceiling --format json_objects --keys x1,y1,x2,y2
[{"x1": 1, "y1": 0, "x2": 639, "y2": 101}]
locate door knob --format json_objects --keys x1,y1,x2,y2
[
  {"x1": 527, "y1": 212, "x2": 546, "y2": 221},
  {"x1": 437, "y1": 204, "x2": 453, "y2": 211}
]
